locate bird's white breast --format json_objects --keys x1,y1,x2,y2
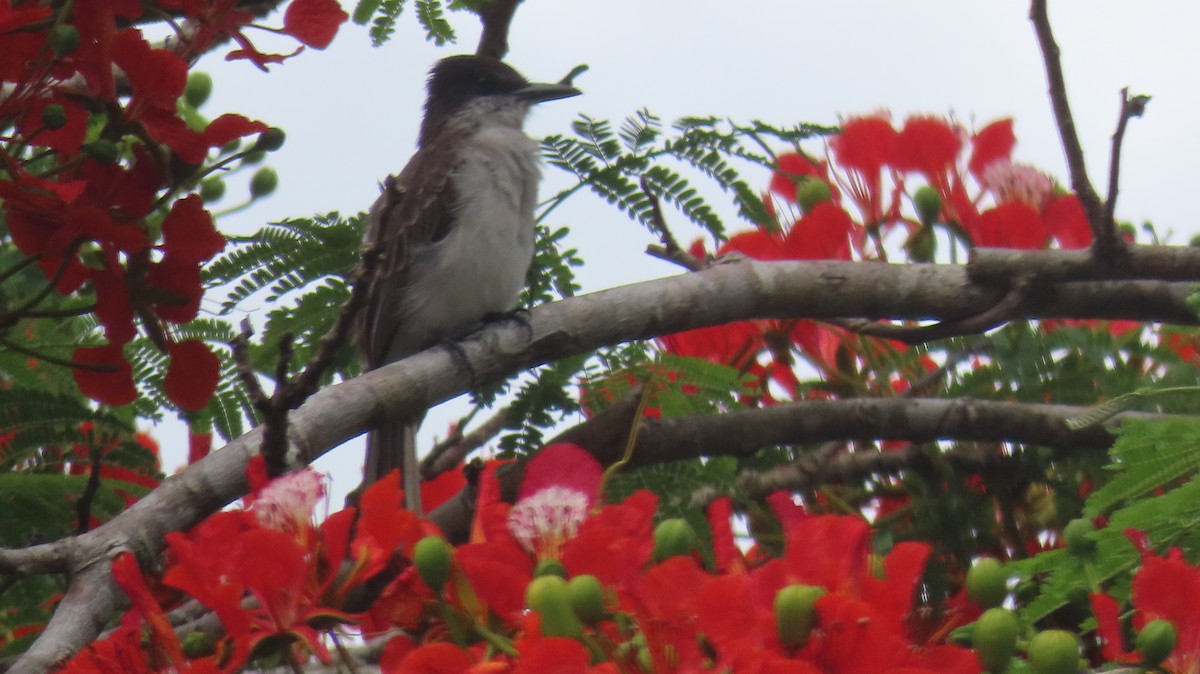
[{"x1": 387, "y1": 123, "x2": 541, "y2": 360}]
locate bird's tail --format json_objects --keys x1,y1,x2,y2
[{"x1": 363, "y1": 415, "x2": 424, "y2": 515}]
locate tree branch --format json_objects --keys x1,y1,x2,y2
[
  {"x1": 968, "y1": 244, "x2": 1200, "y2": 284},
  {"x1": 1104, "y1": 88, "x2": 1151, "y2": 233},
  {"x1": 6, "y1": 255, "x2": 1200, "y2": 673},
  {"x1": 475, "y1": 0, "x2": 521, "y2": 60},
  {"x1": 1029, "y1": 0, "x2": 1111, "y2": 250}
]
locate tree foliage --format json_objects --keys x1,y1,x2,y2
[{"x1": 2, "y1": 1, "x2": 1200, "y2": 674}]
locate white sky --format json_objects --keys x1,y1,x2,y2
[{"x1": 162, "y1": 2, "x2": 1200, "y2": 505}]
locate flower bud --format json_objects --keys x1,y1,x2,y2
[
  {"x1": 1027, "y1": 630, "x2": 1080, "y2": 674},
  {"x1": 533, "y1": 559, "x2": 567, "y2": 578},
  {"x1": 913, "y1": 185, "x2": 941, "y2": 225},
  {"x1": 249, "y1": 167, "x2": 278, "y2": 198},
  {"x1": 774, "y1": 584, "x2": 825, "y2": 648},
  {"x1": 252, "y1": 128, "x2": 286, "y2": 153},
  {"x1": 199, "y1": 178, "x2": 226, "y2": 204},
  {"x1": 41, "y1": 104, "x2": 67, "y2": 131},
  {"x1": 652, "y1": 518, "x2": 697, "y2": 562},
  {"x1": 181, "y1": 631, "x2": 215, "y2": 658},
  {"x1": 797, "y1": 179, "x2": 832, "y2": 214},
  {"x1": 966, "y1": 557, "x2": 1008, "y2": 608},
  {"x1": 525, "y1": 575, "x2": 583, "y2": 638},
  {"x1": 906, "y1": 225, "x2": 936, "y2": 263},
  {"x1": 412, "y1": 535, "x2": 453, "y2": 594},
  {"x1": 973, "y1": 608, "x2": 1020, "y2": 674},
  {"x1": 185, "y1": 72, "x2": 213, "y2": 108},
  {"x1": 1136, "y1": 619, "x2": 1176, "y2": 668},
  {"x1": 568, "y1": 574, "x2": 605, "y2": 624},
  {"x1": 50, "y1": 25, "x2": 80, "y2": 56},
  {"x1": 84, "y1": 139, "x2": 118, "y2": 164}
]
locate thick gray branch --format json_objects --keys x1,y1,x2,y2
[{"x1": 6, "y1": 255, "x2": 1199, "y2": 674}]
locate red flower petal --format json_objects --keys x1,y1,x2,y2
[
  {"x1": 394, "y1": 642, "x2": 477, "y2": 674},
  {"x1": 18, "y1": 97, "x2": 90, "y2": 154},
  {"x1": 830, "y1": 114, "x2": 898, "y2": 177},
  {"x1": 769, "y1": 153, "x2": 820, "y2": 203},
  {"x1": 968, "y1": 119, "x2": 1016, "y2": 180},
  {"x1": 972, "y1": 202, "x2": 1049, "y2": 249},
  {"x1": 519, "y1": 443, "x2": 603, "y2": 505},
  {"x1": 202, "y1": 114, "x2": 269, "y2": 150},
  {"x1": 894, "y1": 116, "x2": 963, "y2": 177},
  {"x1": 784, "y1": 202, "x2": 854, "y2": 260},
  {"x1": 162, "y1": 195, "x2": 226, "y2": 264},
  {"x1": 146, "y1": 257, "x2": 203, "y2": 324},
  {"x1": 283, "y1": 0, "x2": 349, "y2": 49},
  {"x1": 164, "y1": 340, "x2": 221, "y2": 411},
  {"x1": 90, "y1": 265, "x2": 136, "y2": 344},
  {"x1": 73, "y1": 343, "x2": 137, "y2": 406},
  {"x1": 1043, "y1": 194, "x2": 1092, "y2": 249}
]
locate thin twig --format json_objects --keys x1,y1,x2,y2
[
  {"x1": 289, "y1": 242, "x2": 384, "y2": 400},
  {"x1": 74, "y1": 439, "x2": 105, "y2": 535},
  {"x1": 1104, "y1": 88, "x2": 1151, "y2": 233},
  {"x1": 420, "y1": 406, "x2": 508, "y2": 481},
  {"x1": 231, "y1": 319, "x2": 269, "y2": 407},
  {"x1": 639, "y1": 175, "x2": 706, "y2": 271},
  {"x1": 1028, "y1": 0, "x2": 1109, "y2": 247}
]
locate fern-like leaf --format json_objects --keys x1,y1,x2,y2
[
  {"x1": 368, "y1": 0, "x2": 406, "y2": 46},
  {"x1": 415, "y1": 0, "x2": 456, "y2": 44},
  {"x1": 1084, "y1": 418, "x2": 1200, "y2": 516}
]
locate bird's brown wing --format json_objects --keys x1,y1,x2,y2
[{"x1": 357, "y1": 138, "x2": 462, "y2": 369}]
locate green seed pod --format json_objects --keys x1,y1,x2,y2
[
  {"x1": 199, "y1": 178, "x2": 226, "y2": 203},
  {"x1": 40, "y1": 104, "x2": 67, "y2": 131},
  {"x1": 412, "y1": 535, "x2": 453, "y2": 594},
  {"x1": 1136, "y1": 619, "x2": 1177, "y2": 668},
  {"x1": 906, "y1": 225, "x2": 936, "y2": 263},
  {"x1": 913, "y1": 185, "x2": 942, "y2": 225},
  {"x1": 966, "y1": 557, "x2": 1008, "y2": 609},
  {"x1": 241, "y1": 150, "x2": 267, "y2": 166},
  {"x1": 252, "y1": 128, "x2": 286, "y2": 153},
  {"x1": 774, "y1": 584, "x2": 825, "y2": 649},
  {"x1": 652, "y1": 518, "x2": 697, "y2": 563},
  {"x1": 796, "y1": 179, "x2": 832, "y2": 214},
  {"x1": 181, "y1": 631, "x2": 215, "y2": 658},
  {"x1": 50, "y1": 24, "x2": 80, "y2": 56},
  {"x1": 1027, "y1": 630, "x2": 1080, "y2": 674},
  {"x1": 185, "y1": 72, "x2": 213, "y2": 108},
  {"x1": 84, "y1": 139, "x2": 118, "y2": 164},
  {"x1": 249, "y1": 167, "x2": 278, "y2": 199},
  {"x1": 972, "y1": 608, "x2": 1020, "y2": 674},
  {"x1": 534, "y1": 559, "x2": 567, "y2": 579},
  {"x1": 1062, "y1": 519, "x2": 1096, "y2": 556},
  {"x1": 567, "y1": 574, "x2": 605, "y2": 625},
  {"x1": 525, "y1": 575, "x2": 583, "y2": 638}
]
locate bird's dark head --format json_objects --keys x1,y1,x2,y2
[{"x1": 419, "y1": 55, "x2": 580, "y2": 145}]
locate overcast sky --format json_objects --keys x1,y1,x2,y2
[{"x1": 168, "y1": 2, "x2": 1200, "y2": 504}]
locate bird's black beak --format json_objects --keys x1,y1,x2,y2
[{"x1": 516, "y1": 82, "x2": 582, "y2": 104}]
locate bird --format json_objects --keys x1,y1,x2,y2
[{"x1": 356, "y1": 55, "x2": 581, "y2": 514}]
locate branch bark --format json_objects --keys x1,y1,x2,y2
[{"x1": 5, "y1": 253, "x2": 1200, "y2": 673}]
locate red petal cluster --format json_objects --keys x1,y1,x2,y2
[{"x1": 0, "y1": 2, "x2": 344, "y2": 410}]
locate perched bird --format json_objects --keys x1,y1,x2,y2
[{"x1": 357, "y1": 55, "x2": 580, "y2": 513}]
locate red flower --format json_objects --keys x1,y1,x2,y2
[
  {"x1": 283, "y1": 0, "x2": 350, "y2": 49},
  {"x1": 968, "y1": 119, "x2": 1016, "y2": 181},
  {"x1": 73, "y1": 343, "x2": 137, "y2": 406},
  {"x1": 830, "y1": 113, "x2": 898, "y2": 224},
  {"x1": 164, "y1": 340, "x2": 221, "y2": 411},
  {"x1": 894, "y1": 116, "x2": 963, "y2": 180},
  {"x1": 770, "y1": 152, "x2": 824, "y2": 204}
]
